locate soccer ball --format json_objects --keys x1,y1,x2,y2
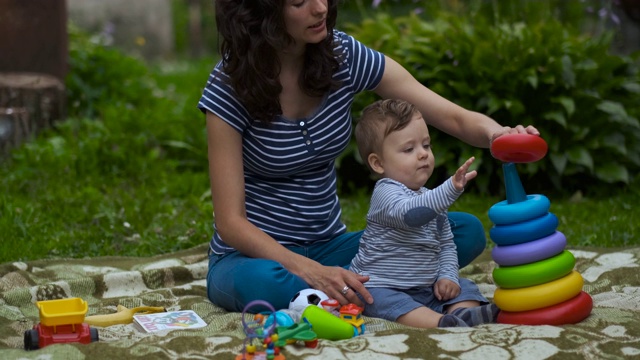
[{"x1": 289, "y1": 289, "x2": 329, "y2": 311}]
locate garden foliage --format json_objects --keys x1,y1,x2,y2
[
  {"x1": 2, "y1": 6, "x2": 639, "y2": 263},
  {"x1": 0, "y1": 27, "x2": 212, "y2": 263},
  {"x1": 343, "y1": 3, "x2": 640, "y2": 195}
]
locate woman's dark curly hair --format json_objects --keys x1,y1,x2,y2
[{"x1": 215, "y1": 0, "x2": 342, "y2": 123}]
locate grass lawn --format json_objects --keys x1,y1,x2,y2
[{"x1": 1, "y1": 57, "x2": 638, "y2": 265}]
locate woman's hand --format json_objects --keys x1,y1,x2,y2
[
  {"x1": 297, "y1": 260, "x2": 373, "y2": 307},
  {"x1": 434, "y1": 278, "x2": 461, "y2": 301},
  {"x1": 490, "y1": 125, "x2": 540, "y2": 145}
]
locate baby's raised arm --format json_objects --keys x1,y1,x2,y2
[{"x1": 452, "y1": 157, "x2": 477, "y2": 191}]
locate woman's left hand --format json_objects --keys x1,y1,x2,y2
[{"x1": 490, "y1": 125, "x2": 540, "y2": 145}]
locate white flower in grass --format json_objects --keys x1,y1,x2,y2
[{"x1": 429, "y1": 325, "x2": 562, "y2": 359}]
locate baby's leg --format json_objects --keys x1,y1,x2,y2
[
  {"x1": 447, "y1": 300, "x2": 481, "y2": 312},
  {"x1": 397, "y1": 306, "x2": 467, "y2": 328},
  {"x1": 439, "y1": 278, "x2": 499, "y2": 326},
  {"x1": 446, "y1": 303, "x2": 500, "y2": 326},
  {"x1": 365, "y1": 288, "x2": 469, "y2": 328}
]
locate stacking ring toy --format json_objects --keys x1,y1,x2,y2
[
  {"x1": 493, "y1": 271, "x2": 583, "y2": 312},
  {"x1": 491, "y1": 134, "x2": 548, "y2": 163},
  {"x1": 488, "y1": 194, "x2": 551, "y2": 225},
  {"x1": 490, "y1": 212, "x2": 558, "y2": 246},
  {"x1": 492, "y1": 231, "x2": 567, "y2": 266},
  {"x1": 497, "y1": 291, "x2": 593, "y2": 325},
  {"x1": 492, "y1": 250, "x2": 575, "y2": 288}
]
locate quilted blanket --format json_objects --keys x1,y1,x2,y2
[{"x1": 1, "y1": 243, "x2": 639, "y2": 360}]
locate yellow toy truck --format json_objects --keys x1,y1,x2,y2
[{"x1": 24, "y1": 298, "x2": 99, "y2": 350}]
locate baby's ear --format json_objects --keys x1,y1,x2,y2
[{"x1": 368, "y1": 153, "x2": 384, "y2": 175}]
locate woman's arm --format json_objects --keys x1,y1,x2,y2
[
  {"x1": 374, "y1": 56, "x2": 539, "y2": 147},
  {"x1": 206, "y1": 111, "x2": 372, "y2": 305},
  {"x1": 206, "y1": 111, "x2": 292, "y2": 261}
]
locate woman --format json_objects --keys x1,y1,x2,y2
[{"x1": 198, "y1": 0, "x2": 538, "y2": 312}]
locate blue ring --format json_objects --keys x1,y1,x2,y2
[
  {"x1": 490, "y1": 212, "x2": 558, "y2": 246},
  {"x1": 492, "y1": 231, "x2": 567, "y2": 266},
  {"x1": 489, "y1": 194, "x2": 551, "y2": 226}
]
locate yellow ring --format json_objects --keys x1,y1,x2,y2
[{"x1": 494, "y1": 271, "x2": 583, "y2": 312}]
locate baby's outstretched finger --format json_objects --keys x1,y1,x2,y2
[
  {"x1": 458, "y1": 157, "x2": 475, "y2": 174},
  {"x1": 465, "y1": 170, "x2": 478, "y2": 182}
]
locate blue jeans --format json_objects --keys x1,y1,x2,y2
[{"x1": 207, "y1": 212, "x2": 486, "y2": 312}]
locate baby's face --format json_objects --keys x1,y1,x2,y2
[{"x1": 379, "y1": 113, "x2": 434, "y2": 191}]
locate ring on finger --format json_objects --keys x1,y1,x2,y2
[{"x1": 341, "y1": 285, "x2": 350, "y2": 296}]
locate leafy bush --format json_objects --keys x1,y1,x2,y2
[
  {"x1": 65, "y1": 24, "x2": 158, "y2": 119},
  {"x1": 344, "y1": 9, "x2": 640, "y2": 196},
  {"x1": 170, "y1": 0, "x2": 218, "y2": 58},
  {"x1": 352, "y1": 0, "x2": 617, "y2": 32},
  {"x1": 2, "y1": 14, "x2": 639, "y2": 264},
  {"x1": 65, "y1": 25, "x2": 210, "y2": 168}
]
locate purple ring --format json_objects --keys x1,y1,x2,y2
[{"x1": 492, "y1": 231, "x2": 567, "y2": 266}]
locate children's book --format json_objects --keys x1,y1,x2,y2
[{"x1": 133, "y1": 310, "x2": 207, "y2": 333}]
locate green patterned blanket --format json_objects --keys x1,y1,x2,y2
[{"x1": 1, "y1": 244, "x2": 639, "y2": 359}]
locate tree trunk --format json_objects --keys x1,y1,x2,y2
[{"x1": 0, "y1": 73, "x2": 65, "y2": 154}]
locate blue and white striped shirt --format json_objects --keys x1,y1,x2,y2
[
  {"x1": 198, "y1": 30, "x2": 385, "y2": 254},
  {"x1": 349, "y1": 178, "x2": 463, "y2": 289}
]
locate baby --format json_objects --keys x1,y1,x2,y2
[{"x1": 349, "y1": 99, "x2": 499, "y2": 328}]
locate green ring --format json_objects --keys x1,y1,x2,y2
[{"x1": 493, "y1": 250, "x2": 575, "y2": 289}]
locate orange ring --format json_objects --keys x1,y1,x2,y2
[{"x1": 491, "y1": 134, "x2": 548, "y2": 163}]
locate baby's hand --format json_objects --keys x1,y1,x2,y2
[
  {"x1": 434, "y1": 279, "x2": 461, "y2": 301},
  {"x1": 452, "y1": 157, "x2": 477, "y2": 191}
]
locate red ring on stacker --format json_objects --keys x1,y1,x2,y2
[
  {"x1": 497, "y1": 291, "x2": 593, "y2": 325},
  {"x1": 491, "y1": 134, "x2": 548, "y2": 163}
]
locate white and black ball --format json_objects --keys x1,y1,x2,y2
[{"x1": 288, "y1": 288, "x2": 329, "y2": 311}]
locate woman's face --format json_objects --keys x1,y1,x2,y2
[{"x1": 283, "y1": 0, "x2": 328, "y2": 48}]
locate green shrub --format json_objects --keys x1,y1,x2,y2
[
  {"x1": 344, "y1": 10, "x2": 640, "y2": 196},
  {"x1": 65, "y1": 24, "x2": 158, "y2": 119},
  {"x1": 170, "y1": 0, "x2": 218, "y2": 58},
  {"x1": 65, "y1": 25, "x2": 210, "y2": 169},
  {"x1": 354, "y1": 0, "x2": 614, "y2": 32}
]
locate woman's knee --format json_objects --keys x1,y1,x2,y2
[
  {"x1": 449, "y1": 212, "x2": 487, "y2": 268},
  {"x1": 207, "y1": 254, "x2": 307, "y2": 311}
]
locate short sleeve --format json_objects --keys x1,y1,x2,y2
[
  {"x1": 334, "y1": 31, "x2": 385, "y2": 93},
  {"x1": 197, "y1": 61, "x2": 252, "y2": 134}
]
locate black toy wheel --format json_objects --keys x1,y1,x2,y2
[
  {"x1": 24, "y1": 329, "x2": 39, "y2": 350},
  {"x1": 90, "y1": 327, "x2": 99, "y2": 342}
]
